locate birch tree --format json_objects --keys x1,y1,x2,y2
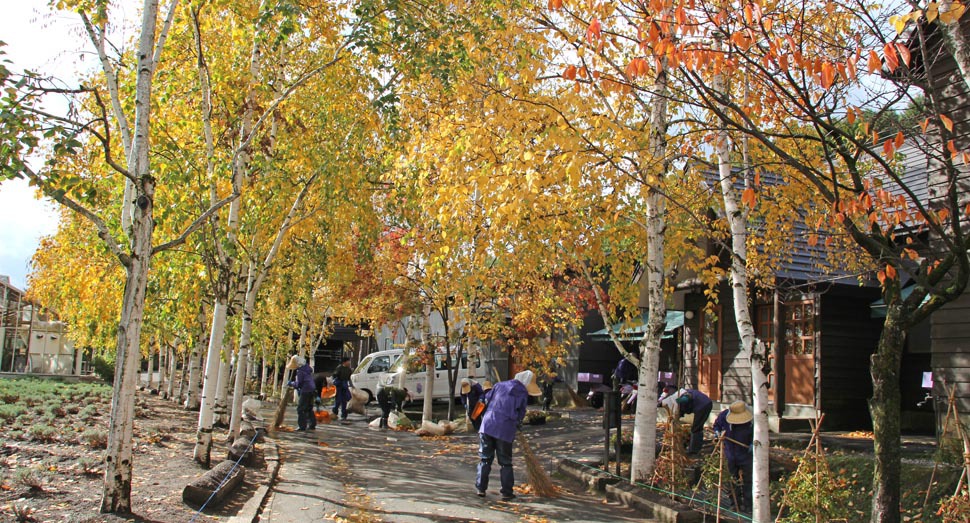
[
  {"x1": 228, "y1": 179, "x2": 315, "y2": 438},
  {"x1": 711, "y1": 58, "x2": 771, "y2": 520},
  {"x1": 0, "y1": 0, "x2": 237, "y2": 512},
  {"x1": 675, "y1": 2, "x2": 970, "y2": 520}
]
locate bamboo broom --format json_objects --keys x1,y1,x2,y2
[
  {"x1": 516, "y1": 432, "x2": 558, "y2": 497},
  {"x1": 488, "y1": 367, "x2": 558, "y2": 497}
]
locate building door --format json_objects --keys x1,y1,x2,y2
[
  {"x1": 784, "y1": 299, "x2": 816, "y2": 405},
  {"x1": 755, "y1": 304, "x2": 776, "y2": 402},
  {"x1": 697, "y1": 306, "x2": 722, "y2": 401}
]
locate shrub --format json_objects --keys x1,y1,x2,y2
[
  {"x1": 76, "y1": 456, "x2": 101, "y2": 475},
  {"x1": 10, "y1": 503, "x2": 35, "y2": 523},
  {"x1": 15, "y1": 467, "x2": 47, "y2": 491},
  {"x1": 43, "y1": 403, "x2": 66, "y2": 418},
  {"x1": 776, "y1": 453, "x2": 851, "y2": 523},
  {"x1": 80, "y1": 429, "x2": 108, "y2": 449},
  {"x1": 27, "y1": 424, "x2": 58, "y2": 443},
  {"x1": 92, "y1": 355, "x2": 116, "y2": 384},
  {"x1": 78, "y1": 404, "x2": 99, "y2": 419},
  {"x1": 0, "y1": 404, "x2": 27, "y2": 422},
  {"x1": 938, "y1": 489, "x2": 970, "y2": 523}
]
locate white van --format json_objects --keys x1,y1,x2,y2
[
  {"x1": 380, "y1": 350, "x2": 483, "y2": 401},
  {"x1": 350, "y1": 349, "x2": 403, "y2": 402}
]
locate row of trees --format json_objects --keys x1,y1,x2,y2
[{"x1": 2, "y1": 1, "x2": 969, "y2": 522}]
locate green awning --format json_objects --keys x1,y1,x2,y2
[
  {"x1": 588, "y1": 311, "x2": 686, "y2": 341},
  {"x1": 870, "y1": 285, "x2": 929, "y2": 318}
]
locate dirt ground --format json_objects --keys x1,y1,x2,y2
[{"x1": 0, "y1": 389, "x2": 268, "y2": 523}]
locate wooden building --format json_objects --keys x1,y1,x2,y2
[
  {"x1": 662, "y1": 15, "x2": 970, "y2": 434},
  {"x1": 902, "y1": 15, "x2": 970, "y2": 432}
]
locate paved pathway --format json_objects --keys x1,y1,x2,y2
[{"x1": 258, "y1": 405, "x2": 650, "y2": 522}]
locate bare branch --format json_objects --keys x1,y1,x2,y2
[
  {"x1": 22, "y1": 165, "x2": 130, "y2": 267},
  {"x1": 152, "y1": 192, "x2": 240, "y2": 255},
  {"x1": 152, "y1": 0, "x2": 181, "y2": 69}
]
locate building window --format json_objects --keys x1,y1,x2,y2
[
  {"x1": 785, "y1": 300, "x2": 816, "y2": 355},
  {"x1": 701, "y1": 305, "x2": 722, "y2": 356},
  {"x1": 755, "y1": 304, "x2": 776, "y2": 392}
]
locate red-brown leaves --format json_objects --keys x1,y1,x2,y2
[
  {"x1": 868, "y1": 50, "x2": 882, "y2": 74},
  {"x1": 586, "y1": 18, "x2": 601, "y2": 43},
  {"x1": 820, "y1": 62, "x2": 835, "y2": 88},
  {"x1": 940, "y1": 113, "x2": 954, "y2": 132},
  {"x1": 885, "y1": 264, "x2": 897, "y2": 280},
  {"x1": 895, "y1": 43, "x2": 912, "y2": 67},
  {"x1": 741, "y1": 187, "x2": 757, "y2": 207},
  {"x1": 625, "y1": 58, "x2": 650, "y2": 78},
  {"x1": 883, "y1": 43, "x2": 899, "y2": 71}
]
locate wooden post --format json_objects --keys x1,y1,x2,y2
[
  {"x1": 923, "y1": 386, "x2": 957, "y2": 510},
  {"x1": 775, "y1": 413, "x2": 825, "y2": 522},
  {"x1": 716, "y1": 436, "x2": 724, "y2": 522}
]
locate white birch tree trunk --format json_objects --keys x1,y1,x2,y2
[
  {"x1": 279, "y1": 327, "x2": 297, "y2": 401},
  {"x1": 420, "y1": 312, "x2": 434, "y2": 423},
  {"x1": 146, "y1": 342, "x2": 156, "y2": 390},
  {"x1": 271, "y1": 344, "x2": 280, "y2": 398},
  {"x1": 100, "y1": 0, "x2": 161, "y2": 512},
  {"x1": 184, "y1": 313, "x2": 207, "y2": 410},
  {"x1": 166, "y1": 344, "x2": 177, "y2": 399},
  {"x1": 176, "y1": 350, "x2": 188, "y2": 404},
  {"x1": 229, "y1": 181, "x2": 312, "y2": 438},
  {"x1": 230, "y1": 263, "x2": 259, "y2": 438},
  {"x1": 714, "y1": 60, "x2": 771, "y2": 522},
  {"x1": 194, "y1": 299, "x2": 228, "y2": 464},
  {"x1": 214, "y1": 346, "x2": 232, "y2": 425},
  {"x1": 159, "y1": 343, "x2": 169, "y2": 398},
  {"x1": 260, "y1": 349, "x2": 269, "y2": 398},
  {"x1": 629, "y1": 50, "x2": 670, "y2": 483},
  {"x1": 630, "y1": 188, "x2": 666, "y2": 482}
]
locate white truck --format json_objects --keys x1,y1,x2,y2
[
  {"x1": 350, "y1": 349, "x2": 403, "y2": 403},
  {"x1": 380, "y1": 349, "x2": 483, "y2": 402}
]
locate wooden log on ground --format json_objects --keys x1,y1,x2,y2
[
  {"x1": 182, "y1": 459, "x2": 246, "y2": 507},
  {"x1": 227, "y1": 438, "x2": 255, "y2": 466}
]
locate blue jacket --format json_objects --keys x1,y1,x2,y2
[
  {"x1": 479, "y1": 380, "x2": 528, "y2": 443},
  {"x1": 461, "y1": 382, "x2": 484, "y2": 409},
  {"x1": 614, "y1": 358, "x2": 637, "y2": 382},
  {"x1": 292, "y1": 364, "x2": 316, "y2": 394},
  {"x1": 712, "y1": 409, "x2": 753, "y2": 464},
  {"x1": 675, "y1": 389, "x2": 712, "y2": 417}
]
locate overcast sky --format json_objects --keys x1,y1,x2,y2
[{"x1": 0, "y1": 1, "x2": 90, "y2": 290}]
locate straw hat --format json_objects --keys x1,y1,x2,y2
[
  {"x1": 514, "y1": 370, "x2": 543, "y2": 396},
  {"x1": 483, "y1": 380, "x2": 493, "y2": 391},
  {"x1": 460, "y1": 378, "x2": 474, "y2": 394},
  {"x1": 726, "y1": 400, "x2": 753, "y2": 424},
  {"x1": 285, "y1": 354, "x2": 304, "y2": 370}
]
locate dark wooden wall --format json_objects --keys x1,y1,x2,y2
[
  {"x1": 817, "y1": 286, "x2": 882, "y2": 430},
  {"x1": 717, "y1": 285, "x2": 751, "y2": 404},
  {"x1": 919, "y1": 17, "x2": 970, "y2": 435},
  {"x1": 930, "y1": 289, "x2": 970, "y2": 421}
]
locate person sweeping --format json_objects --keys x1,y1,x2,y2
[
  {"x1": 474, "y1": 370, "x2": 542, "y2": 501},
  {"x1": 713, "y1": 400, "x2": 754, "y2": 513},
  {"x1": 376, "y1": 384, "x2": 410, "y2": 429}
]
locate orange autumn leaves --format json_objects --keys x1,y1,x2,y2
[{"x1": 555, "y1": 2, "x2": 918, "y2": 93}]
